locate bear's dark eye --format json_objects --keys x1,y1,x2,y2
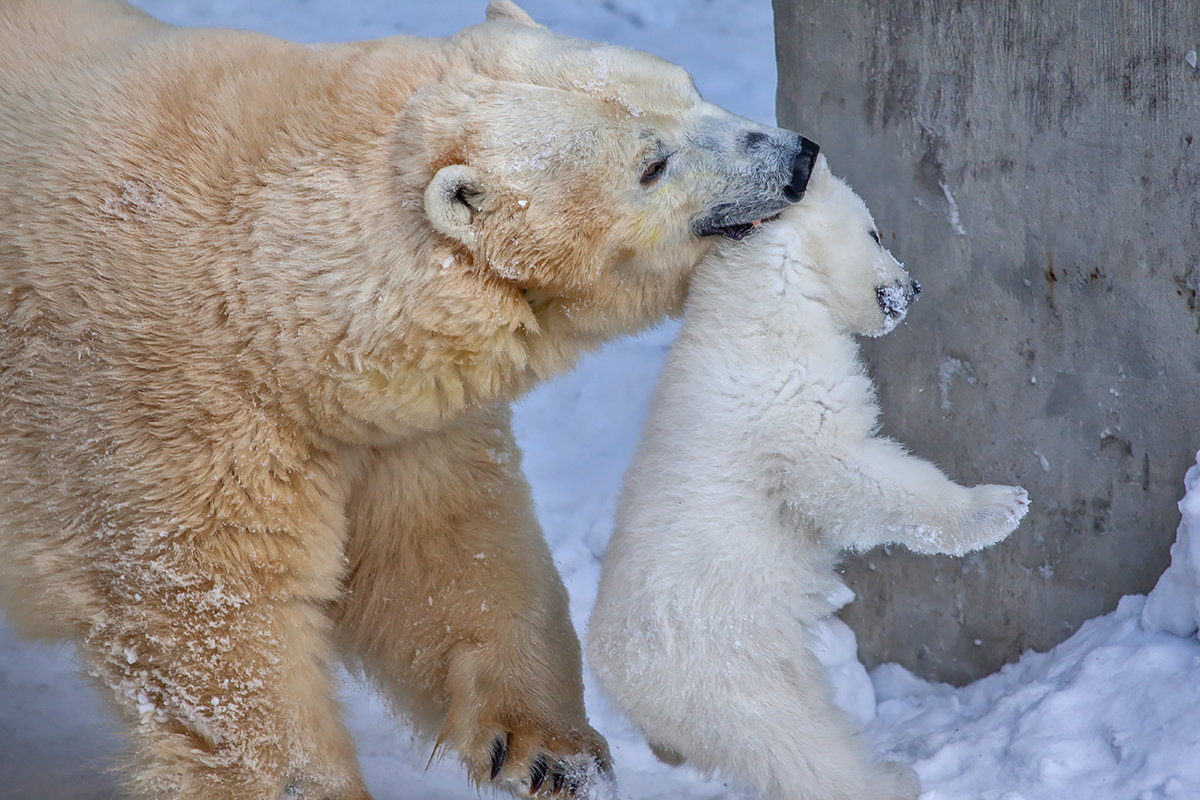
[
  {"x1": 869, "y1": 230, "x2": 881, "y2": 245},
  {"x1": 640, "y1": 157, "x2": 669, "y2": 187}
]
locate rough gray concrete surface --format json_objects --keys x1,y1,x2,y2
[{"x1": 774, "y1": 0, "x2": 1200, "y2": 684}]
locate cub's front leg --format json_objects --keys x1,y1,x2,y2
[
  {"x1": 788, "y1": 436, "x2": 1028, "y2": 556},
  {"x1": 333, "y1": 404, "x2": 610, "y2": 798}
]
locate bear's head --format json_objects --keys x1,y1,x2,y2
[
  {"x1": 774, "y1": 155, "x2": 921, "y2": 338},
  {"x1": 397, "y1": 0, "x2": 818, "y2": 342}
]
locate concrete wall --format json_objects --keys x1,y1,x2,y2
[{"x1": 774, "y1": 0, "x2": 1200, "y2": 684}]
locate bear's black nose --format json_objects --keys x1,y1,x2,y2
[{"x1": 783, "y1": 137, "x2": 820, "y2": 202}]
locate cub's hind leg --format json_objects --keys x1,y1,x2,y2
[{"x1": 626, "y1": 631, "x2": 917, "y2": 800}]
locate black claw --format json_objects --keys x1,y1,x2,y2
[
  {"x1": 551, "y1": 765, "x2": 566, "y2": 796},
  {"x1": 529, "y1": 753, "x2": 549, "y2": 794},
  {"x1": 490, "y1": 735, "x2": 508, "y2": 780}
]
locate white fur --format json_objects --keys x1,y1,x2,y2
[{"x1": 587, "y1": 157, "x2": 1028, "y2": 800}]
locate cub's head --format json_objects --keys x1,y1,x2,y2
[
  {"x1": 774, "y1": 155, "x2": 920, "y2": 337},
  {"x1": 399, "y1": 0, "x2": 818, "y2": 339}
]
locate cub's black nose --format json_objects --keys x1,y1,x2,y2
[
  {"x1": 877, "y1": 279, "x2": 922, "y2": 318},
  {"x1": 783, "y1": 137, "x2": 820, "y2": 202}
]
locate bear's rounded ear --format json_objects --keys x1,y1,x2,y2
[
  {"x1": 425, "y1": 165, "x2": 485, "y2": 248},
  {"x1": 485, "y1": 0, "x2": 542, "y2": 28}
]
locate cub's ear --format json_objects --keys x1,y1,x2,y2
[
  {"x1": 486, "y1": 0, "x2": 542, "y2": 28},
  {"x1": 807, "y1": 153, "x2": 831, "y2": 192},
  {"x1": 425, "y1": 165, "x2": 485, "y2": 248}
]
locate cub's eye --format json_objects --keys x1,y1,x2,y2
[
  {"x1": 640, "y1": 157, "x2": 669, "y2": 186},
  {"x1": 869, "y1": 230, "x2": 881, "y2": 245}
]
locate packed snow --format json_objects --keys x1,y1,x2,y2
[{"x1": 3, "y1": 2, "x2": 1200, "y2": 799}]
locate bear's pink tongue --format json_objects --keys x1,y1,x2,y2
[
  {"x1": 750, "y1": 211, "x2": 783, "y2": 230},
  {"x1": 720, "y1": 212, "x2": 784, "y2": 240}
]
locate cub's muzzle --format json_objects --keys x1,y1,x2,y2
[{"x1": 877, "y1": 279, "x2": 923, "y2": 319}]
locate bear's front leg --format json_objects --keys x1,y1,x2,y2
[
  {"x1": 334, "y1": 404, "x2": 610, "y2": 797},
  {"x1": 81, "y1": 555, "x2": 369, "y2": 800}
]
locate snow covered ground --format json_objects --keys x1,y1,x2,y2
[{"x1": 3, "y1": 2, "x2": 1200, "y2": 799}]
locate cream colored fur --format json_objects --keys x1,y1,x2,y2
[
  {"x1": 588, "y1": 157, "x2": 1029, "y2": 800},
  {"x1": 0, "y1": 0, "x2": 813, "y2": 797}
]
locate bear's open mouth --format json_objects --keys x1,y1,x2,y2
[
  {"x1": 711, "y1": 211, "x2": 784, "y2": 241},
  {"x1": 694, "y1": 198, "x2": 793, "y2": 241}
]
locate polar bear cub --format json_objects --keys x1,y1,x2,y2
[{"x1": 587, "y1": 156, "x2": 1028, "y2": 800}]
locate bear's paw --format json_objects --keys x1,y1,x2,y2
[{"x1": 475, "y1": 732, "x2": 613, "y2": 799}]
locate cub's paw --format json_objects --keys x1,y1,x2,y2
[
  {"x1": 460, "y1": 728, "x2": 612, "y2": 799},
  {"x1": 959, "y1": 484, "x2": 1029, "y2": 552},
  {"x1": 876, "y1": 760, "x2": 921, "y2": 800}
]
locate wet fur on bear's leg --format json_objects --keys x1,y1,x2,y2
[
  {"x1": 33, "y1": 426, "x2": 375, "y2": 800},
  {"x1": 89, "y1": 589, "x2": 370, "y2": 800}
]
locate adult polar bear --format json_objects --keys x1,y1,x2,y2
[
  {"x1": 0, "y1": 1, "x2": 819, "y2": 797},
  {"x1": 588, "y1": 157, "x2": 1028, "y2": 800}
]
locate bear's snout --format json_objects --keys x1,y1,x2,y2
[
  {"x1": 876, "y1": 279, "x2": 921, "y2": 318},
  {"x1": 690, "y1": 129, "x2": 820, "y2": 240},
  {"x1": 783, "y1": 137, "x2": 820, "y2": 202},
  {"x1": 737, "y1": 131, "x2": 819, "y2": 203}
]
